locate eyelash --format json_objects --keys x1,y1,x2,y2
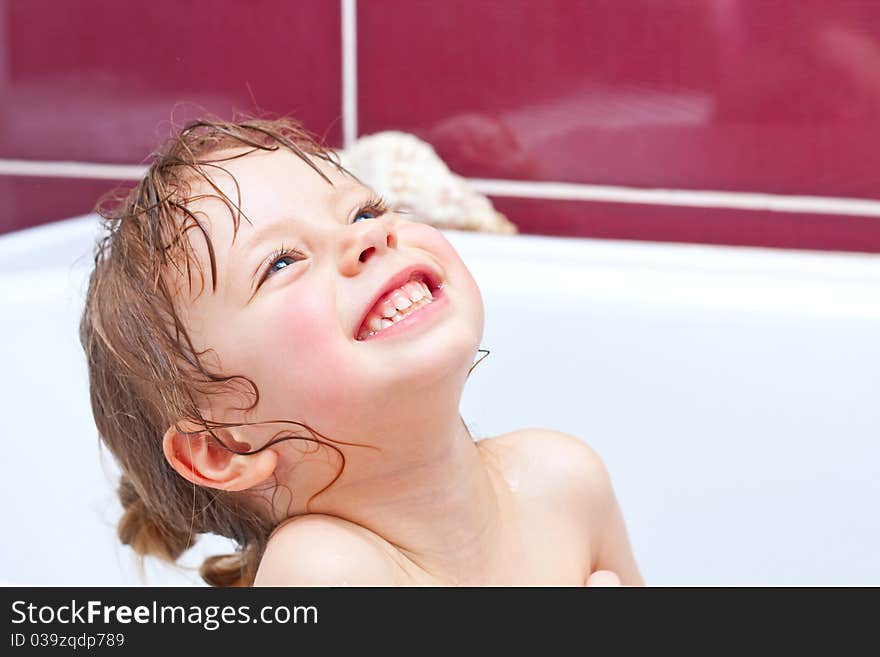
[
  {"x1": 258, "y1": 243, "x2": 300, "y2": 286},
  {"x1": 256, "y1": 195, "x2": 392, "y2": 287},
  {"x1": 354, "y1": 194, "x2": 391, "y2": 222}
]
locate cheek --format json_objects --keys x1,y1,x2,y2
[
  {"x1": 272, "y1": 290, "x2": 330, "y2": 348},
  {"x1": 255, "y1": 289, "x2": 353, "y2": 406}
]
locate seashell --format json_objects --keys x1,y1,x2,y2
[{"x1": 337, "y1": 131, "x2": 518, "y2": 235}]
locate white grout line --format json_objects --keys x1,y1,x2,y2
[
  {"x1": 4, "y1": 157, "x2": 880, "y2": 219},
  {"x1": 467, "y1": 178, "x2": 880, "y2": 218},
  {"x1": 341, "y1": 0, "x2": 358, "y2": 148},
  {"x1": 0, "y1": 159, "x2": 146, "y2": 180}
]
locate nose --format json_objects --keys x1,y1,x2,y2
[{"x1": 338, "y1": 218, "x2": 399, "y2": 277}]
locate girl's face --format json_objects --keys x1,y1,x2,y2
[{"x1": 175, "y1": 148, "x2": 484, "y2": 449}]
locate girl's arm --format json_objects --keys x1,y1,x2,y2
[{"x1": 590, "y1": 487, "x2": 644, "y2": 586}]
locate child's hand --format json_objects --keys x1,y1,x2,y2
[{"x1": 585, "y1": 570, "x2": 622, "y2": 586}]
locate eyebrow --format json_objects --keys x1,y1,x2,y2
[{"x1": 234, "y1": 217, "x2": 298, "y2": 260}]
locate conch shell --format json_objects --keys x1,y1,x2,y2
[{"x1": 337, "y1": 131, "x2": 518, "y2": 235}]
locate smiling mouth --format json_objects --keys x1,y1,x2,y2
[{"x1": 355, "y1": 273, "x2": 441, "y2": 341}]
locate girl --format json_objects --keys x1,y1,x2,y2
[{"x1": 81, "y1": 117, "x2": 643, "y2": 586}]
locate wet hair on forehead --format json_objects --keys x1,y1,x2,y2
[
  {"x1": 151, "y1": 120, "x2": 352, "y2": 301},
  {"x1": 177, "y1": 150, "x2": 391, "y2": 305}
]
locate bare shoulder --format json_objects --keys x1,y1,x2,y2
[
  {"x1": 253, "y1": 514, "x2": 399, "y2": 586},
  {"x1": 478, "y1": 428, "x2": 613, "y2": 508},
  {"x1": 480, "y1": 429, "x2": 644, "y2": 585}
]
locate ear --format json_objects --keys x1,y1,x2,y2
[{"x1": 162, "y1": 423, "x2": 278, "y2": 492}]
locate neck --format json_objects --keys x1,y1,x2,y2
[{"x1": 273, "y1": 371, "x2": 509, "y2": 582}]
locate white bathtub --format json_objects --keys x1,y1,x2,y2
[{"x1": 1, "y1": 214, "x2": 878, "y2": 585}]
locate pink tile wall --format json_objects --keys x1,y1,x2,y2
[
  {"x1": 360, "y1": 0, "x2": 880, "y2": 198},
  {"x1": 2, "y1": 0, "x2": 880, "y2": 253},
  {"x1": 492, "y1": 196, "x2": 880, "y2": 252},
  {"x1": 0, "y1": 177, "x2": 132, "y2": 235},
  {"x1": 358, "y1": 0, "x2": 880, "y2": 252},
  {"x1": 0, "y1": 0, "x2": 341, "y2": 164}
]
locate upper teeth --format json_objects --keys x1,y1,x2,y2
[{"x1": 358, "y1": 279, "x2": 434, "y2": 339}]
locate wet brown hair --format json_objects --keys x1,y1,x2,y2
[{"x1": 79, "y1": 116, "x2": 355, "y2": 586}]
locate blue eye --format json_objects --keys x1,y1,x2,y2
[
  {"x1": 268, "y1": 255, "x2": 297, "y2": 276},
  {"x1": 354, "y1": 209, "x2": 379, "y2": 223},
  {"x1": 257, "y1": 246, "x2": 301, "y2": 288}
]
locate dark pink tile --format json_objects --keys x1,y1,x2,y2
[
  {"x1": 360, "y1": 0, "x2": 880, "y2": 199},
  {"x1": 0, "y1": 0, "x2": 341, "y2": 162},
  {"x1": 490, "y1": 196, "x2": 880, "y2": 253},
  {"x1": 0, "y1": 176, "x2": 131, "y2": 235}
]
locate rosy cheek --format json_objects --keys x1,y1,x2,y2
[
  {"x1": 263, "y1": 291, "x2": 349, "y2": 400},
  {"x1": 268, "y1": 291, "x2": 333, "y2": 358},
  {"x1": 273, "y1": 291, "x2": 321, "y2": 342}
]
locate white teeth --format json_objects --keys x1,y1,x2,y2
[
  {"x1": 392, "y1": 291, "x2": 413, "y2": 311},
  {"x1": 358, "y1": 293, "x2": 435, "y2": 339},
  {"x1": 379, "y1": 300, "x2": 398, "y2": 319},
  {"x1": 356, "y1": 275, "x2": 441, "y2": 340}
]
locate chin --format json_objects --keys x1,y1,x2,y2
[{"x1": 371, "y1": 321, "x2": 481, "y2": 393}]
